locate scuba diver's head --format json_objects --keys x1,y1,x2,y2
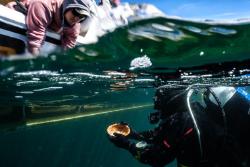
[{"x1": 149, "y1": 86, "x2": 188, "y2": 124}]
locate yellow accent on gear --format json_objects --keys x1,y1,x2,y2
[{"x1": 178, "y1": 163, "x2": 190, "y2": 167}]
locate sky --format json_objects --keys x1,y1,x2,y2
[{"x1": 125, "y1": 0, "x2": 250, "y2": 20}]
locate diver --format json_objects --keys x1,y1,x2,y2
[{"x1": 107, "y1": 85, "x2": 250, "y2": 167}]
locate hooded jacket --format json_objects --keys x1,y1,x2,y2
[{"x1": 6, "y1": 0, "x2": 94, "y2": 53}]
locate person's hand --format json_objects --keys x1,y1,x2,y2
[
  {"x1": 118, "y1": 122, "x2": 142, "y2": 140},
  {"x1": 108, "y1": 132, "x2": 131, "y2": 149},
  {"x1": 28, "y1": 47, "x2": 39, "y2": 56},
  {"x1": 128, "y1": 129, "x2": 143, "y2": 140}
]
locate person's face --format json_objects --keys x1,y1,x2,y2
[{"x1": 64, "y1": 9, "x2": 87, "y2": 26}]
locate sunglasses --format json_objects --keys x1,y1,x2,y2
[{"x1": 72, "y1": 8, "x2": 87, "y2": 22}]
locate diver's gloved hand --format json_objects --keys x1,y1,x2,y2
[
  {"x1": 128, "y1": 129, "x2": 144, "y2": 140},
  {"x1": 109, "y1": 133, "x2": 131, "y2": 149},
  {"x1": 118, "y1": 122, "x2": 145, "y2": 140}
]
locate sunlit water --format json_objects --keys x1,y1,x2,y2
[{"x1": 1, "y1": 16, "x2": 250, "y2": 167}]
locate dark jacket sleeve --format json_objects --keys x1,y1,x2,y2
[
  {"x1": 128, "y1": 112, "x2": 195, "y2": 167},
  {"x1": 126, "y1": 121, "x2": 178, "y2": 166},
  {"x1": 128, "y1": 128, "x2": 160, "y2": 142},
  {"x1": 127, "y1": 142, "x2": 176, "y2": 167}
]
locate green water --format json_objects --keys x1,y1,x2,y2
[
  {"x1": 0, "y1": 103, "x2": 176, "y2": 167},
  {"x1": 1, "y1": 16, "x2": 250, "y2": 167}
]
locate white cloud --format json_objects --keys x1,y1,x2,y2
[
  {"x1": 177, "y1": 3, "x2": 197, "y2": 11},
  {"x1": 169, "y1": 2, "x2": 206, "y2": 18},
  {"x1": 212, "y1": 12, "x2": 237, "y2": 17},
  {"x1": 211, "y1": 11, "x2": 250, "y2": 19},
  {"x1": 173, "y1": 3, "x2": 198, "y2": 13}
]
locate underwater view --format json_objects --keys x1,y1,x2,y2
[{"x1": 1, "y1": 0, "x2": 250, "y2": 167}]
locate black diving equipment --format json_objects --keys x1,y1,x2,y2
[{"x1": 148, "y1": 111, "x2": 160, "y2": 124}]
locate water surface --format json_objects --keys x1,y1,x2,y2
[{"x1": 1, "y1": 16, "x2": 250, "y2": 167}]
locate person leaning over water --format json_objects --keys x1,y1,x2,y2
[
  {"x1": 6, "y1": 0, "x2": 96, "y2": 55},
  {"x1": 107, "y1": 86, "x2": 250, "y2": 167}
]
